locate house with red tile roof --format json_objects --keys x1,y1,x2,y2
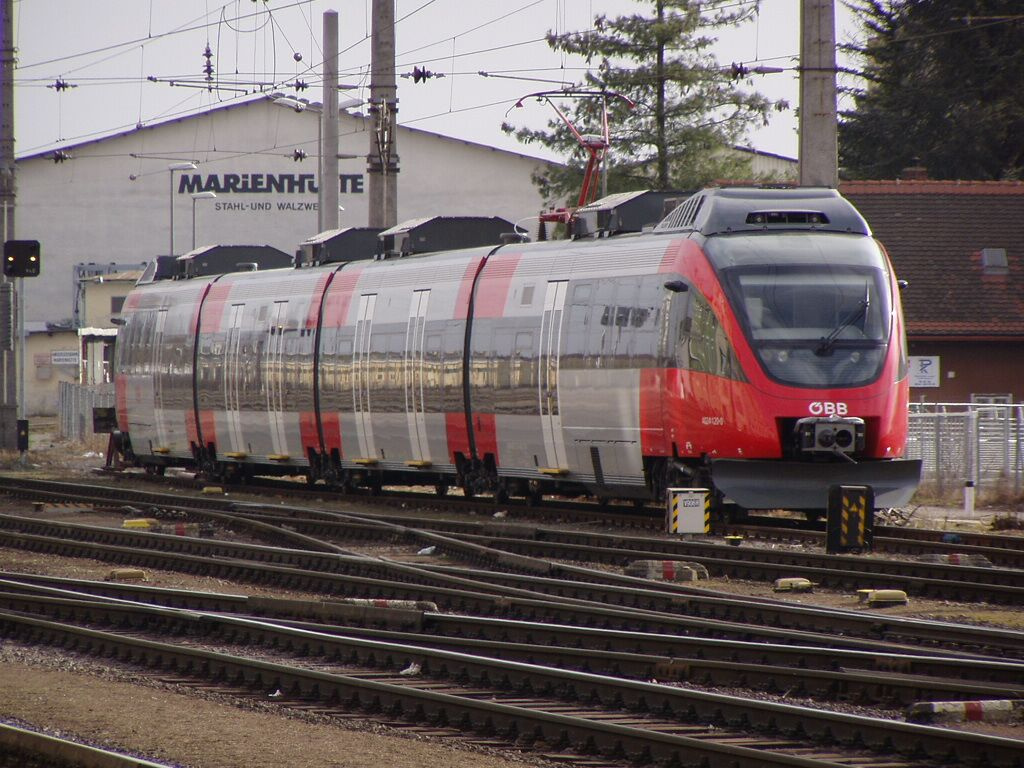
[{"x1": 841, "y1": 180, "x2": 1024, "y2": 404}]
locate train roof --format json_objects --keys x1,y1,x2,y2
[{"x1": 655, "y1": 187, "x2": 871, "y2": 237}]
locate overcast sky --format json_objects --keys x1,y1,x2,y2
[{"x1": 12, "y1": 0, "x2": 858, "y2": 162}]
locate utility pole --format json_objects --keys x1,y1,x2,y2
[
  {"x1": 0, "y1": 0, "x2": 19, "y2": 450},
  {"x1": 798, "y1": 0, "x2": 839, "y2": 188},
  {"x1": 321, "y1": 10, "x2": 339, "y2": 232},
  {"x1": 368, "y1": 0, "x2": 398, "y2": 228}
]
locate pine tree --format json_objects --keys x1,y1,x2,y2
[
  {"x1": 840, "y1": 0, "x2": 1024, "y2": 180},
  {"x1": 502, "y1": 0, "x2": 786, "y2": 204}
]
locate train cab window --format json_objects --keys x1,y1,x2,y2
[{"x1": 722, "y1": 264, "x2": 891, "y2": 388}]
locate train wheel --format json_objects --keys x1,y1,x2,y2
[
  {"x1": 493, "y1": 485, "x2": 509, "y2": 505},
  {"x1": 434, "y1": 481, "x2": 449, "y2": 497},
  {"x1": 523, "y1": 480, "x2": 542, "y2": 507}
]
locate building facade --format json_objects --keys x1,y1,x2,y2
[
  {"x1": 843, "y1": 180, "x2": 1024, "y2": 404},
  {"x1": 15, "y1": 94, "x2": 554, "y2": 325}
]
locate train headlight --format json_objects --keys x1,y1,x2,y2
[{"x1": 796, "y1": 417, "x2": 866, "y2": 456}]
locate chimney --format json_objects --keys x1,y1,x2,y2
[{"x1": 900, "y1": 165, "x2": 929, "y2": 181}]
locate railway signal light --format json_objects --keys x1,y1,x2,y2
[{"x1": 3, "y1": 240, "x2": 41, "y2": 278}]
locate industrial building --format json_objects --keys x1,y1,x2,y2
[{"x1": 14, "y1": 93, "x2": 554, "y2": 325}]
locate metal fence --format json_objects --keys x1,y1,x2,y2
[
  {"x1": 58, "y1": 381, "x2": 114, "y2": 442},
  {"x1": 907, "y1": 403, "x2": 1024, "y2": 498}
]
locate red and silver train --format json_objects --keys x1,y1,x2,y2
[{"x1": 114, "y1": 187, "x2": 921, "y2": 516}]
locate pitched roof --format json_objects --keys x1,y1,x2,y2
[{"x1": 840, "y1": 181, "x2": 1024, "y2": 339}]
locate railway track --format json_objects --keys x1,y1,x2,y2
[
  {"x1": 6, "y1": 480, "x2": 1024, "y2": 614},
  {"x1": 73, "y1": 467, "x2": 1024, "y2": 553},
  {"x1": 2, "y1": 474, "x2": 1023, "y2": 765},
  {"x1": 3, "y1": 573, "x2": 1022, "y2": 707},
  {"x1": 0, "y1": 582, "x2": 1021, "y2": 767},
  {"x1": 2, "y1": 511, "x2": 1024, "y2": 659},
  {"x1": 0, "y1": 721, "x2": 173, "y2": 768}
]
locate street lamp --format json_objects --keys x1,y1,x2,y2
[
  {"x1": 190, "y1": 191, "x2": 217, "y2": 250},
  {"x1": 168, "y1": 162, "x2": 197, "y2": 256}
]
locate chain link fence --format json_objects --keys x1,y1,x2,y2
[
  {"x1": 907, "y1": 403, "x2": 1023, "y2": 500},
  {"x1": 58, "y1": 382, "x2": 114, "y2": 442}
]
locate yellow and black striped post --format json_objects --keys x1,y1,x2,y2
[
  {"x1": 666, "y1": 488, "x2": 710, "y2": 535},
  {"x1": 826, "y1": 485, "x2": 875, "y2": 554}
]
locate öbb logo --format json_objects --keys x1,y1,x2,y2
[{"x1": 808, "y1": 401, "x2": 848, "y2": 416}]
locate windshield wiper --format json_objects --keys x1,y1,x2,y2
[{"x1": 815, "y1": 289, "x2": 870, "y2": 356}]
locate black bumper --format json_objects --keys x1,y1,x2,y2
[{"x1": 710, "y1": 458, "x2": 922, "y2": 511}]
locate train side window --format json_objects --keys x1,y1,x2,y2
[{"x1": 571, "y1": 282, "x2": 592, "y2": 304}]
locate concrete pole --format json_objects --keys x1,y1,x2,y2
[
  {"x1": 798, "y1": 0, "x2": 839, "y2": 188},
  {"x1": 1, "y1": 0, "x2": 20, "y2": 448},
  {"x1": 321, "y1": 10, "x2": 339, "y2": 232},
  {"x1": 368, "y1": 0, "x2": 398, "y2": 228}
]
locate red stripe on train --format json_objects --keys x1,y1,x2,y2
[
  {"x1": 321, "y1": 413, "x2": 342, "y2": 456},
  {"x1": 473, "y1": 252, "x2": 522, "y2": 318},
  {"x1": 299, "y1": 412, "x2": 319, "y2": 455},
  {"x1": 453, "y1": 256, "x2": 486, "y2": 320},
  {"x1": 299, "y1": 411, "x2": 343, "y2": 457},
  {"x1": 321, "y1": 265, "x2": 365, "y2": 327},
  {"x1": 199, "y1": 410, "x2": 217, "y2": 447},
  {"x1": 304, "y1": 273, "x2": 335, "y2": 329},
  {"x1": 445, "y1": 411, "x2": 498, "y2": 463},
  {"x1": 445, "y1": 413, "x2": 470, "y2": 462},
  {"x1": 115, "y1": 378, "x2": 129, "y2": 433},
  {"x1": 198, "y1": 282, "x2": 233, "y2": 333}
]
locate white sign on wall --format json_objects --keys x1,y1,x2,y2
[
  {"x1": 51, "y1": 350, "x2": 80, "y2": 367},
  {"x1": 909, "y1": 356, "x2": 940, "y2": 387}
]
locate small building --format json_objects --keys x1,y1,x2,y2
[
  {"x1": 25, "y1": 323, "x2": 80, "y2": 416},
  {"x1": 78, "y1": 270, "x2": 143, "y2": 328},
  {"x1": 842, "y1": 179, "x2": 1024, "y2": 403}
]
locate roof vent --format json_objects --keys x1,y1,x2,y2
[
  {"x1": 658, "y1": 193, "x2": 705, "y2": 230},
  {"x1": 980, "y1": 247, "x2": 1008, "y2": 275}
]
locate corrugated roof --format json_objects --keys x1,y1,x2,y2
[
  {"x1": 841, "y1": 181, "x2": 1024, "y2": 339},
  {"x1": 86, "y1": 270, "x2": 144, "y2": 282}
]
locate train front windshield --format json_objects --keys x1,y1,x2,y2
[{"x1": 722, "y1": 262, "x2": 891, "y2": 389}]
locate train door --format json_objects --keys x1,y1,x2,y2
[
  {"x1": 404, "y1": 289, "x2": 431, "y2": 463},
  {"x1": 224, "y1": 303, "x2": 245, "y2": 453},
  {"x1": 266, "y1": 300, "x2": 288, "y2": 457},
  {"x1": 539, "y1": 280, "x2": 569, "y2": 471},
  {"x1": 352, "y1": 293, "x2": 377, "y2": 460},
  {"x1": 152, "y1": 308, "x2": 168, "y2": 448}
]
